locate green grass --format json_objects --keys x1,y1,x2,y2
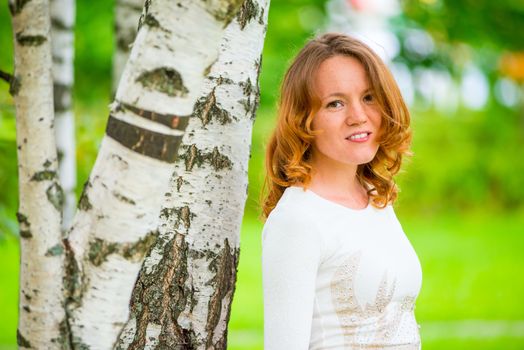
[
  {"x1": 1, "y1": 211, "x2": 523, "y2": 348},
  {"x1": 0, "y1": 236, "x2": 18, "y2": 345}
]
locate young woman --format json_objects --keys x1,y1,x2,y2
[{"x1": 260, "y1": 33, "x2": 422, "y2": 349}]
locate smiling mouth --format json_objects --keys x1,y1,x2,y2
[{"x1": 346, "y1": 132, "x2": 371, "y2": 141}]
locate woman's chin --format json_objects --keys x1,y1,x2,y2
[{"x1": 350, "y1": 153, "x2": 378, "y2": 165}]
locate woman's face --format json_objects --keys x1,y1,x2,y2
[{"x1": 310, "y1": 55, "x2": 382, "y2": 168}]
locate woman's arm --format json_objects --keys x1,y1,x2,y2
[{"x1": 262, "y1": 211, "x2": 321, "y2": 350}]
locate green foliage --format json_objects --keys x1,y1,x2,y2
[
  {"x1": 397, "y1": 104, "x2": 524, "y2": 215},
  {"x1": 402, "y1": 0, "x2": 524, "y2": 51}
]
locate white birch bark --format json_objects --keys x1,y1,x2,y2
[
  {"x1": 50, "y1": 0, "x2": 76, "y2": 231},
  {"x1": 9, "y1": 0, "x2": 66, "y2": 348},
  {"x1": 112, "y1": 0, "x2": 144, "y2": 94},
  {"x1": 64, "y1": 1, "x2": 244, "y2": 349},
  {"x1": 114, "y1": 0, "x2": 270, "y2": 347}
]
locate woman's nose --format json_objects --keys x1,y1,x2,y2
[{"x1": 345, "y1": 102, "x2": 367, "y2": 125}]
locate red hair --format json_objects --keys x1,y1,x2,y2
[{"x1": 260, "y1": 33, "x2": 413, "y2": 220}]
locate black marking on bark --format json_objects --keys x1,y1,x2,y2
[
  {"x1": 8, "y1": 0, "x2": 30, "y2": 15},
  {"x1": 252, "y1": 57, "x2": 263, "y2": 120},
  {"x1": 205, "y1": 239, "x2": 239, "y2": 348},
  {"x1": 137, "y1": 0, "x2": 152, "y2": 31},
  {"x1": 9, "y1": 75, "x2": 21, "y2": 96},
  {"x1": 45, "y1": 243, "x2": 64, "y2": 256},
  {"x1": 179, "y1": 206, "x2": 192, "y2": 229},
  {"x1": 205, "y1": 0, "x2": 245, "y2": 27},
  {"x1": 78, "y1": 181, "x2": 93, "y2": 211},
  {"x1": 256, "y1": 55, "x2": 263, "y2": 82},
  {"x1": 193, "y1": 89, "x2": 233, "y2": 127},
  {"x1": 180, "y1": 144, "x2": 200, "y2": 171},
  {"x1": 110, "y1": 153, "x2": 129, "y2": 167},
  {"x1": 51, "y1": 318, "x2": 72, "y2": 349},
  {"x1": 57, "y1": 149, "x2": 64, "y2": 163},
  {"x1": 242, "y1": 77, "x2": 253, "y2": 97},
  {"x1": 115, "y1": 21, "x2": 136, "y2": 52},
  {"x1": 189, "y1": 284, "x2": 198, "y2": 313},
  {"x1": 250, "y1": 87, "x2": 261, "y2": 120},
  {"x1": 236, "y1": 0, "x2": 259, "y2": 30},
  {"x1": 179, "y1": 144, "x2": 233, "y2": 172},
  {"x1": 72, "y1": 338, "x2": 90, "y2": 350},
  {"x1": 31, "y1": 170, "x2": 57, "y2": 181},
  {"x1": 106, "y1": 115, "x2": 183, "y2": 163},
  {"x1": 88, "y1": 231, "x2": 158, "y2": 267},
  {"x1": 16, "y1": 212, "x2": 32, "y2": 238},
  {"x1": 144, "y1": 13, "x2": 160, "y2": 28},
  {"x1": 46, "y1": 182, "x2": 65, "y2": 211},
  {"x1": 176, "y1": 176, "x2": 184, "y2": 192},
  {"x1": 122, "y1": 231, "x2": 159, "y2": 262},
  {"x1": 51, "y1": 17, "x2": 73, "y2": 31},
  {"x1": 17, "y1": 329, "x2": 32, "y2": 348},
  {"x1": 119, "y1": 233, "x2": 195, "y2": 349},
  {"x1": 136, "y1": 67, "x2": 189, "y2": 97},
  {"x1": 160, "y1": 206, "x2": 195, "y2": 230},
  {"x1": 114, "y1": 100, "x2": 190, "y2": 131},
  {"x1": 15, "y1": 32, "x2": 47, "y2": 46},
  {"x1": 242, "y1": 74, "x2": 261, "y2": 120},
  {"x1": 239, "y1": 77, "x2": 260, "y2": 116},
  {"x1": 203, "y1": 59, "x2": 215, "y2": 78},
  {"x1": 209, "y1": 75, "x2": 234, "y2": 85},
  {"x1": 43, "y1": 159, "x2": 52, "y2": 168},
  {"x1": 88, "y1": 238, "x2": 119, "y2": 267},
  {"x1": 53, "y1": 83, "x2": 71, "y2": 112},
  {"x1": 63, "y1": 238, "x2": 84, "y2": 311},
  {"x1": 208, "y1": 146, "x2": 233, "y2": 171},
  {"x1": 23, "y1": 305, "x2": 30, "y2": 312},
  {"x1": 112, "y1": 191, "x2": 136, "y2": 205},
  {"x1": 52, "y1": 55, "x2": 64, "y2": 65},
  {"x1": 258, "y1": 3, "x2": 265, "y2": 24}
]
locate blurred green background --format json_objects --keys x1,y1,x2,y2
[{"x1": 1, "y1": 0, "x2": 524, "y2": 349}]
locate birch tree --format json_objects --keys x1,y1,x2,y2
[
  {"x1": 7, "y1": 0, "x2": 66, "y2": 347},
  {"x1": 50, "y1": 0, "x2": 76, "y2": 230},
  {"x1": 64, "y1": 0, "x2": 247, "y2": 348},
  {"x1": 114, "y1": 0, "x2": 269, "y2": 347}
]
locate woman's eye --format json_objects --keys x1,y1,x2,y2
[
  {"x1": 327, "y1": 100, "x2": 343, "y2": 108},
  {"x1": 363, "y1": 93, "x2": 375, "y2": 103}
]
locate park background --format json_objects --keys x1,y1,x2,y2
[{"x1": 1, "y1": 0, "x2": 523, "y2": 348}]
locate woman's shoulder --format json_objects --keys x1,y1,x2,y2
[
  {"x1": 261, "y1": 191, "x2": 323, "y2": 253},
  {"x1": 266, "y1": 186, "x2": 314, "y2": 220},
  {"x1": 263, "y1": 187, "x2": 320, "y2": 232}
]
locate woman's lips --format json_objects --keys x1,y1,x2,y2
[{"x1": 346, "y1": 132, "x2": 371, "y2": 143}]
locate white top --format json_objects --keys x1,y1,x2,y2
[{"x1": 261, "y1": 185, "x2": 423, "y2": 350}]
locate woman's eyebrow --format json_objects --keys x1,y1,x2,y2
[
  {"x1": 323, "y1": 87, "x2": 373, "y2": 100},
  {"x1": 323, "y1": 92, "x2": 346, "y2": 99}
]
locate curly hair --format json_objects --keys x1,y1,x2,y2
[{"x1": 260, "y1": 33, "x2": 413, "y2": 220}]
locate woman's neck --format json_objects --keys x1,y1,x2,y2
[{"x1": 306, "y1": 158, "x2": 368, "y2": 206}]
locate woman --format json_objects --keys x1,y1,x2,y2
[{"x1": 260, "y1": 33, "x2": 422, "y2": 349}]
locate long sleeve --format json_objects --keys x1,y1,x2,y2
[{"x1": 262, "y1": 210, "x2": 322, "y2": 350}]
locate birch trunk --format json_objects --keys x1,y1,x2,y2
[
  {"x1": 50, "y1": 0, "x2": 76, "y2": 231},
  {"x1": 114, "y1": 0, "x2": 270, "y2": 347},
  {"x1": 9, "y1": 0, "x2": 66, "y2": 348},
  {"x1": 64, "y1": 1, "x2": 244, "y2": 348},
  {"x1": 112, "y1": 0, "x2": 144, "y2": 94}
]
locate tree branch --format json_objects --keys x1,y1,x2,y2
[{"x1": 0, "y1": 69, "x2": 13, "y2": 84}]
